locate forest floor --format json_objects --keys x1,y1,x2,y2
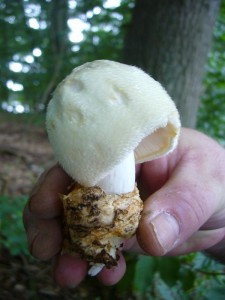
[{"x1": 0, "y1": 112, "x2": 125, "y2": 300}]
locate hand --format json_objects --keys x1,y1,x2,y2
[{"x1": 23, "y1": 128, "x2": 225, "y2": 287}]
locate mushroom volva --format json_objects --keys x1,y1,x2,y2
[{"x1": 46, "y1": 60, "x2": 181, "y2": 276}]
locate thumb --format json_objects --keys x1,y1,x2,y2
[{"x1": 137, "y1": 151, "x2": 223, "y2": 256}]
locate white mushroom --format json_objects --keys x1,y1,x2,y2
[{"x1": 46, "y1": 60, "x2": 180, "y2": 276}]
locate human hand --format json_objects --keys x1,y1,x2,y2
[{"x1": 23, "y1": 128, "x2": 225, "y2": 287}]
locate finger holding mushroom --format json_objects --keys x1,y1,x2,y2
[{"x1": 46, "y1": 60, "x2": 181, "y2": 276}]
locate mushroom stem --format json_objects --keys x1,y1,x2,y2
[
  {"x1": 97, "y1": 152, "x2": 135, "y2": 194},
  {"x1": 88, "y1": 152, "x2": 135, "y2": 276}
]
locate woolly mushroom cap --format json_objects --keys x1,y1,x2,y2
[{"x1": 46, "y1": 60, "x2": 180, "y2": 187}]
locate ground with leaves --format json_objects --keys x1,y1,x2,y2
[{"x1": 0, "y1": 113, "x2": 54, "y2": 197}]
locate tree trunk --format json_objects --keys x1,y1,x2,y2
[
  {"x1": 40, "y1": 0, "x2": 69, "y2": 107},
  {"x1": 123, "y1": 0, "x2": 221, "y2": 128}
]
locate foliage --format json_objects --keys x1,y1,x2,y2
[
  {"x1": 197, "y1": 0, "x2": 225, "y2": 145},
  {"x1": 0, "y1": 0, "x2": 134, "y2": 111},
  {"x1": 0, "y1": 195, "x2": 29, "y2": 256},
  {"x1": 0, "y1": 110, "x2": 46, "y2": 127},
  {"x1": 113, "y1": 253, "x2": 225, "y2": 300}
]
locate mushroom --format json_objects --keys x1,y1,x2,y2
[{"x1": 46, "y1": 60, "x2": 180, "y2": 276}]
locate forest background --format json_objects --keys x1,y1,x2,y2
[{"x1": 0, "y1": 0, "x2": 225, "y2": 299}]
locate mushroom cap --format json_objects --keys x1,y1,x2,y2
[{"x1": 46, "y1": 60, "x2": 180, "y2": 187}]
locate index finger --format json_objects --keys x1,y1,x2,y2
[{"x1": 28, "y1": 164, "x2": 73, "y2": 219}]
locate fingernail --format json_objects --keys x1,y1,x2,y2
[{"x1": 149, "y1": 212, "x2": 180, "y2": 254}]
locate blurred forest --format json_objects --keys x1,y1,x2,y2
[
  {"x1": 0, "y1": 0, "x2": 225, "y2": 138},
  {"x1": 0, "y1": 0, "x2": 225, "y2": 299}
]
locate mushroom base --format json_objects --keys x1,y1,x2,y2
[{"x1": 61, "y1": 184, "x2": 143, "y2": 269}]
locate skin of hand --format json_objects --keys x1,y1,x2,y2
[{"x1": 23, "y1": 128, "x2": 225, "y2": 287}]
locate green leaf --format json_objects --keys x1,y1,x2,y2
[
  {"x1": 133, "y1": 255, "x2": 156, "y2": 295},
  {"x1": 179, "y1": 267, "x2": 195, "y2": 290},
  {"x1": 0, "y1": 195, "x2": 29, "y2": 256},
  {"x1": 156, "y1": 257, "x2": 180, "y2": 286},
  {"x1": 153, "y1": 275, "x2": 185, "y2": 300},
  {"x1": 203, "y1": 287, "x2": 225, "y2": 300}
]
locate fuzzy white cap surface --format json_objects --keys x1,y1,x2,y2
[{"x1": 46, "y1": 60, "x2": 180, "y2": 187}]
